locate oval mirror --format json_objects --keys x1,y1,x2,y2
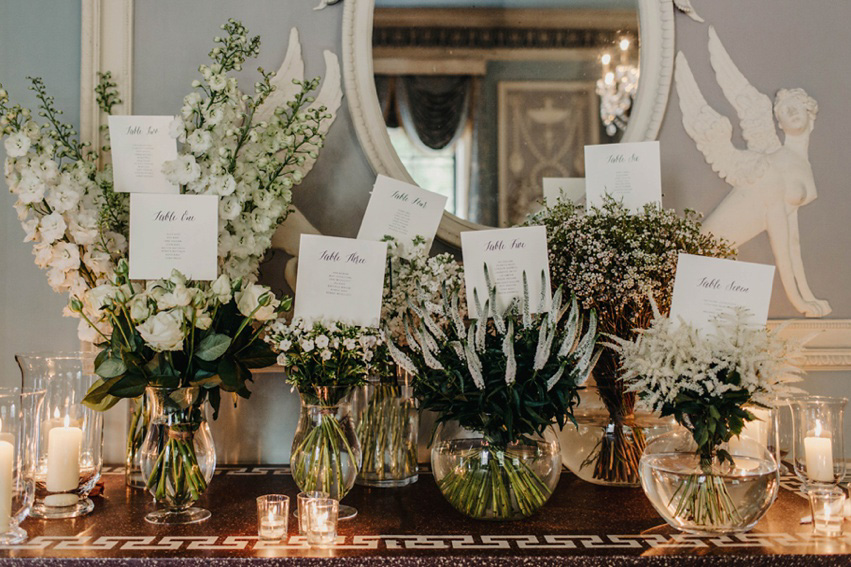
[{"x1": 344, "y1": 0, "x2": 675, "y2": 247}]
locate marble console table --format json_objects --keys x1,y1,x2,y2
[{"x1": 0, "y1": 466, "x2": 848, "y2": 566}]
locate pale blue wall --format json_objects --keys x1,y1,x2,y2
[{"x1": 0, "y1": 1, "x2": 82, "y2": 388}]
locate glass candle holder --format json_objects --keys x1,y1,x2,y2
[
  {"x1": 0, "y1": 387, "x2": 44, "y2": 544},
  {"x1": 256, "y1": 494, "x2": 289, "y2": 541},
  {"x1": 297, "y1": 490, "x2": 329, "y2": 535},
  {"x1": 305, "y1": 497, "x2": 338, "y2": 548},
  {"x1": 16, "y1": 353, "x2": 103, "y2": 519},
  {"x1": 808, "y1": 486, "x2": 845, "y2": 537},
  {"x1": 789, "y1": 396, "x2": 846, "y2": 488}
]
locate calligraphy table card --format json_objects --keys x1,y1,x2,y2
[
  {"x1": 108, "y1": 116, "x2": 179, "y2": 194},
  {"x1": 357, "y1": 174, "x2": 448, "y2": 253},
  {"x1": 460, "y1": 226, "x2": 552, "y2": 316},
  {"x1": 543, "y1": 177, "x2": 586, "y2": 207},
  {"x1": 670, "y1": 254, "x2": 776, "y2": 331},
  {"x1": 294, "y1": 235, "x2": 388, "y2": 327},
  {"x1": 128, "y1": 193, "x2": 218, "y2": 281},
  {"x1": 584, "y1": 141, "x2": 662, "y2": 211}
]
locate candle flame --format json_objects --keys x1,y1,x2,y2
[
  {"x1": 63, "y1": 414, "x2": 70, "y2": 428},
  {"x1": 601, "y1": 53, "x2": 612, "y2": 65},
  {"x1": 619, "y1": 38, "x2": 631, "y2": 51},
  {"x1": 53, "y1": 407, "x2": 60, "y2": 420},
  {"x1": 814, "y1": 421, "x2": 823, "y2": 437},
  {"x1": 604, "y1": 72, "x2": 615, "y2": 86}
]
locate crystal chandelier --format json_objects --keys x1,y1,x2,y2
[{"x1": 596, "y1": 38, "x2": 639, "y2": 137}]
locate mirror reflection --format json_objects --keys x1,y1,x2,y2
[{"x1": 373, "y1": 0, "x2": 640, "y2": 227}]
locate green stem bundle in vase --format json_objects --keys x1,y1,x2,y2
[
  {"x1": 529, "y1": 198, "x2": 735, "y2": 486},
  {"x1": 389, "y1": 269, "x2": 601, "y2": 520},
  {"x1": 612, "y1": 307, "x2": 803, "y2": 532}
]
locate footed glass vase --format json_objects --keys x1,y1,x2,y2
[
  {"x1": 431, "y1": 422, "x2": 562, "y2": 521},
  {"x1": 639, "y1": 430, "x2": 779, "y2": 535},
  {"x1": 291, "y1": 386, "x2": 361, "y2": 520},
  {"x1": 139, "y1": 386, "x2": 216, "y2": 525},
  {"x1": 353, "y1": 372, "x2": 418, "y2": 488}
]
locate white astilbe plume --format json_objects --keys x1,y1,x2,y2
[
  {"x1": 503, "y1": 319, "x2": 516, "y2": 386},
  {"x1": 546, "y1": 364, "x2": 565, "y2": 392},
  {"x1": 464, "y1": 343, "x2": 485, "y2": 390},
  {"x1": 613, "y1": 308, "x2": 804, "y2": 414}
]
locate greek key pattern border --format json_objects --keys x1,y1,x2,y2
[{"x1": 0, "y1": 533, "x2": 845, "y2": 552}]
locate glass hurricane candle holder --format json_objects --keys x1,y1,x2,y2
[
  {"x1": 0, "y1": 387, "x2": 44, "y2": 544},
  {"x1": 808, "y1": 486, "x2": 845, "y2": 537},
  {"x1": 789, "y1": 396, "x2": 846, "y2": 488},
  {"x1": 16, "y1": 353, "x2": 103, "y2": 519},
  {"x1": 257, "y1": 494, "x2": 289, "y2": 541},
  {"x1": 297, "y1": 490, "x2": 329, "y2": 535},
  {"x1": 727, "y1": 405, "x2": 780, "y2": 468},
  {"x1": 305, "y1": 497, "x2": 338, "y2": 548}
]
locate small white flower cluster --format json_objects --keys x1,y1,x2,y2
[
  {"x1": 612, "y1": 308, "x2": 803, "y2": 413},
  {"x1": 77, "y1": 269, "x2": 279, "y2": 352},
  {"x1": 266, "y1": 317, "x2": 384, "y2": 370},
  {"x1": 382, "y1": 237, "x2": 465, "y2": 346}
]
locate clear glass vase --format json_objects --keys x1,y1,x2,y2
[
  {"x1": 431, "y1": 422, "x2": 562, "y2": 521},
  {"x1": 16, "y1": 353, "x2": 103, "y2": 519},
  {"x1": 0, "y1": 387, "x2": 45, "y2": 543},
  {"x1": 639, "y1": 429, "x2": 779, "y2": 535},
  {"x1": 353, "y1": 371, "x2": 418, "y2": 488},
  {"x1": 139, "y1": 386, "x2": 216, "y2": 525},
  {"x1": 291, "y1": 386, "x2": 361, "y2": 520},
  {"x1": 560, "y1": 407, "x2": 678, "y2": 487},
  {"x1": 125, "y1": 395, "x2": 149, "y2": 490}
]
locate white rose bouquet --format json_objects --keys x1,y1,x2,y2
[
  {"x1": 1, "y1": 20, "x2": 331, "y2": 499},
  {"x1": 266, "y1": 318, "x2": 383, "y2": 499}
]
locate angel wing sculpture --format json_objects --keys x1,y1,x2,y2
[
  {"x1": 259, "y1": 28, "x2": 342, "y2": 290},
  {"x1": 676, "y1": 26, "x2": 830, "y2": 317}
]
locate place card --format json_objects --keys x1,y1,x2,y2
[
  {"x1": 294, "y1": 235, "x2": 388, "y2": 327},
  {"x1": 128, "y1": 193, "x2": 218, "y2": 281},
  {"x1": 543, "y1": 177, "x2": 585, "y2": 207},
  {"x1": 584, "y1": 141, "x2": 662, "y2": 211},
  {"x1": 460, "y1": 226, "x2": 552, "y2": 316},
  {"x1": 108, "y1": 116, "x2": 179, "y2": 194},
  {"x1": 669, "y1": 254, "x2": 776, "y2": 331},
  {"x1": 357, "y1": 175, "x2": 448, "y2": 254}
]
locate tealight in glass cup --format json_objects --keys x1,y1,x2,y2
[
  {"x1": 297, "y1": 490, "x2": 329, "y2": 535},
  {"x1": 808, "y1": 486, "x2": 845, "y2": 537},
  {"x1": 256, "y1": 494, "x2": 289, "y2": 541},
  {"x1": 305, "y1": 497, "x2": 338, "y2": 548}
]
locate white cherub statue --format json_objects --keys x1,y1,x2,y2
[{"x1": 676, "y1": 26, "x2": 830, "y2": 317}]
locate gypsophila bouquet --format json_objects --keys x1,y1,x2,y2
[
  {"x1": 388, "y1": 270, "x2": 599, "y2": 519},
  {"x1": 610, "y1": 306, "x2": 802, "y2": 527},
  {"x1": 265, "y1": 318, "x2": 383, "y2": 499},
  {"x1": 528, "y1": 197, "x2": 735, "y2": 484}
]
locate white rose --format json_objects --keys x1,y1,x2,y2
[
  {"x1": 50, "y1": 242, "x2": 81, "y2": 271},
  {"x1": 128, "y1": 295, "x2": 151, "y2": 323},
  {"x1": 236, "y1": 284, "x2": 279, "y2": 321},
  {"x1": 187, "y1": 129, "x2": 213, "y2": 155},
  {"x1": 77, "y1": 318, "x2": 111, "y2": 343},
  {"x1": 38, "y1": 212, "x2": 67, "y2": 244},
  {"x1": 194, "y1": 309, "x2": 213, "y2": 330},
  {"x1": 158, "y1": 283, "x2": 194, "y2": 309},
  {"x1": 136, "y1": 310, "x2": 185, "y2": 352},
  {"x1": 219, "y1": 196, "x2": 242, "y2": 221},
  {"x1": 4, "y1": 131, "x2": 31, "y2": 157},
  {"x1": 211, "y1": 274, "x2": 232, "y2": 303}
]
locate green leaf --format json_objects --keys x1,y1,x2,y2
[
  {"x1": 109, "y1": 369, "x2": 148, "y2": 399},
  {"x1": 83, "y1": 376, "x2": 123, "y2": 411},
  {"x1": 96, "y1": 356, "x2": 127, "y2": 379},
  {"x1": 196, "y1": 334, "x2": 232, "y2": 362},
  {"x1": 238, "y1": 341, "x2": 278, "y2": 369},
  {"x1": 218, "y1": 357, "x2": 239, "y2": 389}
]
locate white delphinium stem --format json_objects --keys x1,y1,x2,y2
[{"x1": 546, "y1": 364, "x2": 566, "y2": 392}]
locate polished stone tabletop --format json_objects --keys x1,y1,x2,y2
[{"x1": 0, "y1": 465, "x2": 848, "y2": 566}]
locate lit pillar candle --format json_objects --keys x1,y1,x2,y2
[
  {"x1": 804, "y1": 423, "x2": 834, "y2": 483},
  {"x1": 0, "y1": 418, "x2": 13, "y2": 533},
  {"x1": 46, "y1": 415, "x2": 82, "y2": 493},
  {"x1": 259, "y1": 513, "x2": 287, "y2": 541}
]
